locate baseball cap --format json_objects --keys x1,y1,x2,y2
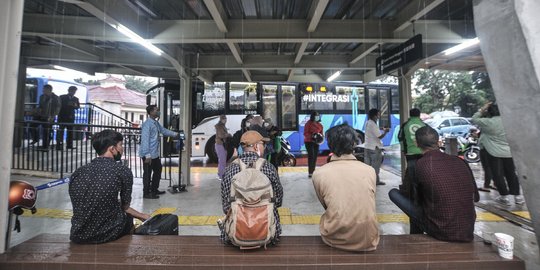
[{"x1": 240, "y1": 130, "x2": 269, "y2": 146}]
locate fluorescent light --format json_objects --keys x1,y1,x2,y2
[
  {"x1": 112, "y1": 23, "x2": 162, "y2": 56},
  {"x1": 444, "y1": 38, "x2": 479, "y2": 55},
  {"x1": 327, "y1": 71, "x2": 341, "y2": 82}
]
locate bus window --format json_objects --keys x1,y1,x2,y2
[
  {"x1": 391, "y1": 88, "x2": 400, "y2": 113},
  {"x1": 300, "y1": 85, "x2": 333, "y2": 111},
  {"x1": 281, "y1": 85, "x2": 297, "y2": 130},
  {"x1": 379, "y1": 89, "x2": 390, "y2": 128},
  {"x1": 203, "y1": 82, "x2": 225, "y2": 111},
  {"x1": 229, "y1": 82, "x2": 257, "y2": 112},
  {"x1": 368, "y1": 88, "x2": 378, "y2": 109},
  {"x1": 335, "y1": 86, "x2": 365, "y2": 112},
  {"x1": 25, "y1": 79, "x2": 38, "y2": 115},
  {"x1": 262, "y1": 84, "x2": 278, "y2": 124}
]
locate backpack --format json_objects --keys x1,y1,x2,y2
[{"x1": 224, "y1": 158, "x2": 276, "y2": 249}]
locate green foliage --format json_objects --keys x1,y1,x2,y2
[
  {"x1": 74, "y1": 78, "x2": 99, "y2": 85},
  {"x1": 412, "y1": 69, "x2": 495, "y2": 117},
  {"x1": 124, "y1": 75, "x2": 154, "y2": 93}
]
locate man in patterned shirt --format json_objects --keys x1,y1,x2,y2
[
  {"x1": 389, "y1": 126, "x2": 479, "y2": 242},
  {"x1": 219, "y1": 130, "x2": 283, "y2": 243},
  {"x1": 69, "y1": 130, "x2": 150, "y2": 244}
]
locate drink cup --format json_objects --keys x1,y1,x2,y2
[{"x1": 494, "y1": 233, "x2": 514, "y2": 259}]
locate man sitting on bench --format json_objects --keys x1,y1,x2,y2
[
  {"x1": 69, "y1": 130, "x2": 150, "y2": 244},
  {"x1": 389, "y1": 126, "x2": 479, "y2": 242}
]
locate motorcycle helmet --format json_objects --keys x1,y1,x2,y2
[
  {"x1": 312, "y1": 133, "x2": 324, "y2": 145},
  {"x1": 8, "y1": 180, "x2": 37, "y2": 211}
]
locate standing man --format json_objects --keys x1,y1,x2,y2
[
  {"x1": 389, "y1": 126, "x2": 479, "y2": 242},
  {"x1": 364, "y1": 108, "x2": 389, "y2": 185},
  {"x1": 56, "y1": 86, "x2": 80, "y2": 150},
  {"x1": 32, "y1": 84, "x2": 60, "y2": 151},
  {"x1": 215, "y1": 114, "x2": 232, "y2": 180},
  {"x1": 139, "y1": 105, "x2": 179, "y2": 199},
  {"x1": 397, "y1": 108, "x2": 425, "y2": 233},
  {"x1": 69, "y1": 130, "x2": 150, "y2": 244}
]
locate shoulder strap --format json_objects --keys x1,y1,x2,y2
[
  {"x1": 254, "y1": 158, "x2": 266, "y2": 170},
  {"x1": 233, "y1": 158, "x2": 248, "y2": 171}
]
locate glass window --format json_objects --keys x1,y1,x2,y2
[
  {"x1": 24, "y1": 79, "x2": 38, "y2": 104},
  {"x1": 281, "y1": 85, "x2": 297, "y2": 130},
  {"x1": 452, "y1": 118, "x2": 468, "y2": 126},
  {"x1": 203, "y1": 82, "x2": 226, "y2": 111},
  {"x1": 378, "y1": 90, "x2": 389, "y2": 128},
  {"x1": 440, "y1": 119, "x2": 451, "y2": 128},
  {"x1": 262, "y1": 85, "x2": 278, "y2": 125},
  {"x1": 335, "y1": 86, "x2": 365, "y2": 112},
  {"x1": 300, "y1": 85, "x2": 333, "y2": 111},
  {"x1": 229, "y1": 82, "x2": 258, "y2": 112},
  {"x1": 368, "y1": 88, "x2": 378, "y2": 109},
  {"x1": 391, "y1": 88, "x2": 400, "y2": 113}
]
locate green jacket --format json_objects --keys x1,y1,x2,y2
[
  {"x1": 400, "y1": 117, "x2": 425, "y2": 155},
  {"x1": 471, "y1": 112, "x2": 512, "y2": 158}
]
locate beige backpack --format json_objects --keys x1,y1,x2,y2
[{"x1": 224, "y1": 158, "x2": 276, "y2": 249}]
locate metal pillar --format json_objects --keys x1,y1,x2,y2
[
  {"x1": 179, "y1": 76, "x2": 192, "y2": 186},
  {"x1": 0, "y1": 0, "x2": 25, "y2": 253},
  {"x1": 474, "y1": 0, "x2": 540, "y2": 246},
  {"x1": 398, "y1": 75, "x2": 413, "y2": 179}
]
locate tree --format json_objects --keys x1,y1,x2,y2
[
  {"x1": 124, "y1": 75, "x2": 154, "y2": 93},
  {"x1": 74, "y1": 78, "x2": 100, "y2": 85}
]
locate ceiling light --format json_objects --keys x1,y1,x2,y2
[
  {"x1": 327, "y1": 71, "x2": 341, "y2": 82},
  {"x1": 112, "y1": 23, "x2": 162, "y2": 56},
  {"x1": 444, "y1": 38, "x2": 479, "y2": 56}
]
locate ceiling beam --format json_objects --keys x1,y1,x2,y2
[
  {"x1": 37, "y1": 36, "x2": 100, "y2": 58},
  {"x1": 242, "y1": 69, "x2": 252, "y2": 82},
  {"x1": 203, "y1": 0, "x2": 228, "y2": 32},
  {"x1": 227, "y1": 42, "x2": 243, "y2": 64},
  {"x1": 349, "y1": 43, "x2": 380, "y2": 64},
  {"x1": 394, "y1": 0, "x2": 446, "y2": 33},
  {"x1": 307, "y1": 0, "x2": 330, "y2": 32},
  {"x1": 294, "y1": 42, "x2": 309, "y2": 64},
  {"x1": 287, "y1": 70, "x2": 294, "y2": 82}
]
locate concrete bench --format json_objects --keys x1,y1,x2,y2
[{"x1": 0, "y1": 234, "x2": 525, "y2": 269}]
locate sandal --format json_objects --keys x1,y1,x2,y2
[{"x1": 478, "y1": 187, "x2": 490, "y2": 192}]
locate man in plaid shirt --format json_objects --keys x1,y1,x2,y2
[
  {"x1": 219, "y1": 130, "x2": 283, "y2": 243},
  {"x1": 389, "y1": 126, "x2": 479, "y2": 242}
]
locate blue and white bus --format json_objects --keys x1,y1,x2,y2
[{"x1": 147, "y1": 80, "x2": 400, "y2": 162}]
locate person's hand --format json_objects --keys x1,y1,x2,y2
[
  {"x1": 480, "y1": 102, "x2": 492, "y2": 112},
  {"x1": 140, "y1": 213, "x2": 151, "y2": 221}
]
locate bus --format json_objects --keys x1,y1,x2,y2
[{"x1": 147, "y1": 80, "x2": 400, "y2": 162}]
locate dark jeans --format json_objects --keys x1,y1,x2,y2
[
  {"x1": 56, "y1": 118, "x2": 75, "y2": 147},
  {"x1": 479, "y1": 148, "x2": 493, "y2": 188},
  {"x1": 389, "y1": 188, "x2": 427, "y2": 234},
  {"x1": 30, "y1": 117, "x2": 52, "y2": 148},
  {"x1": 402, "y1": 154, "x2": 423, "y2": 234},
  {"x1": 142, "y1": 157, "x2": 162, "y2": 195},
  {"x1": 486, "y1": 152, "x2": 520, "y2": 196},
  {"x1": 305, "y1": 142, "x2": 319, "y2": 175}
]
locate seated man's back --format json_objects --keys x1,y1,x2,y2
[{"x1": 416, "y1": 147, "x2": 478, "y2": 242}]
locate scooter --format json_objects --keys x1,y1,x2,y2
[
  {"x1": 278, "y1": 137, "x2": 296, "y2": 167},
  {"x1": 458, "y1": 134, "x2": 481, "y2": 163}
]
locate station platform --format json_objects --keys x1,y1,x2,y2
[{"x1": 6, "y1": 160, "x2": 539, "y2": 269}]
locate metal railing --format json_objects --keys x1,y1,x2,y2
[{"x1": 12, "y1": 121, "x2": 174, "y2": 183}]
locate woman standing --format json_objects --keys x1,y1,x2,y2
[
  {"x1": 215, "y1": 114, "x2": 231, "y2": 180},
  {"x1": 304, "y1": 111, "x2": 323, "y2": 178}
]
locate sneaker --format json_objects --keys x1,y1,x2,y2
[
  {"x1": 515, "y1": 195, "x2": 525, "y2": 205},
  {"x1": 154, "y1": 190, "x2": 166, "y2": 195},
  {"x1": 143, "y1": 193, "x2": 160, "y2": 199},
  {"x1": 308, "y1": 174, "x2": 312, "y2": 178},
  {"x1": 495, "y1": 196, "x2": 511, "y2": 206},
  {"x1": 376, "y1": 181, "x2": 386, "y2": 186}
]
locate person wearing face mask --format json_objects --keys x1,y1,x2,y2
[
  {"x1": 231, "y1": 114, "x2": 254, "y2": 158},
  {"x1": 364, "y1": 108, "x2": 390, "y2": 185},
  {"x1": 304, "y1": 111, "x2": 324, "y2": 177},
  {"x1": 69, "y1": 130, "x2": 150, "y2": 244},
  {"x1": 139, "y1": 105, "x2": 180, "y2": 199},
  {"x1": 215, "y1": 114, "x2": 233, "y2": 180},
  {"x1": 220, "y1": 130, "x2": 283, "y2": 243},
  {"x1": 265, "y1": 118, "x2": 282, "y2": 168}
]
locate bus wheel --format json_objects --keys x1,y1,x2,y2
[
  {"x1": 282, "y1": 154, "x2": 296, "y2": 167},
  {"x1": 205, "y1": 136, "x2": 218, "y2": 163}
]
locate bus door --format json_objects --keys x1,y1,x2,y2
[
  {"x1": 260, "y1": 83, "x2": 298, "y2": 143},
  {"x1": 163, "y1": 88, "x2": 181, "y2": 157}
]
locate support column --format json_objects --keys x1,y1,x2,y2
[
  {"x1": 179, "y1": 76, "x2": 192, "y2": 186},
  {"x1": 398, "y1": 75, "x2": 413, "y2": 178},
  {"x1": 0, "y1": 0, "x2": 25, "y2": 253},
  {"x1": 473, "y1": 0, "x2": 540, "y2": 245}
]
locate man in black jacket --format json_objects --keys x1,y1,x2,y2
[{"x1": 56, "y1": 86, "x2": 80, "y2": 150}]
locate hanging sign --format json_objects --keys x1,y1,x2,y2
[{"x1": 376, "y1": 34, "x2": 423, "y2": 76}]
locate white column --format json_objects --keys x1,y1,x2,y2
[
  {"x1": 398, "y1": 75, "x2": 413, "y2": 178},
  {"x1": 474, "y1": 0, "x2": 540, "y2": 245},
  {"x1": 0, "y1": 0, "x2": 25, "y2": 253},
  {"x1": 179, "y1": 76, "x2": 192, "y2": 185}
]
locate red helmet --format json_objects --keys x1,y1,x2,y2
[{"x1": 9, "y1": 181, "x2": 37, "y2": 211}]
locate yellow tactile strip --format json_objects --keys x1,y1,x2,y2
[{"x1": 21, "y1": 207, "x2": 518, "y2": 225}]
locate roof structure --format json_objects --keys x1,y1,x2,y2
[
  {"x1": 21, "y1": 0, "x2": 480, "y2": 83},
  {"x1": 88, "y1": 85, "x2": 146, "y2": 107}
]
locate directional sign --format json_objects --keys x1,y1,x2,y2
[{"x1": 376, "y1": 34, "x2": 423, "y2": 76}]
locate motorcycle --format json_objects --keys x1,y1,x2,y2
[
  {"x1": 278, "y1": 137, "x2": 296, "y2": 167},
  {"x1": 457, "y1": 134, "x2": 481, "y2": 163}
]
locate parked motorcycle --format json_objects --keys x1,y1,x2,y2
[
  {"x1": 278, "y1": 137, "x2": 296, "y2": 167},
  {"x1": 457, "y1": 134, "x2": 481, "y2": 163}
]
